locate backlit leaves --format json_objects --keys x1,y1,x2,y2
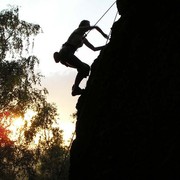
[{"x1": 0, "y1": 5, "x2": 69, "y2": 179}]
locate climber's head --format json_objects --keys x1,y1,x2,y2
[{"x1": 79, "y1": 20, "x2": 90, "y2": 27}]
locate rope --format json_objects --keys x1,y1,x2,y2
[
  {"x1": 106, "y1": 10, "x2": 119, "y2": 44},
  {"x1": 86, "y1": 1, "x2": 116, "y2": 37},
  {"x1": 94, "y1": 1, "x2": 116, "y2": 26}
]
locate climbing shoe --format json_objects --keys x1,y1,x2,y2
[{"x1": 71, "y1": 86, "x2": 84, "y2": 96}]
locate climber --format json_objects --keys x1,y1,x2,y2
[{"x1": 54, "y1": 20, "x2": 108, "y2": 96}]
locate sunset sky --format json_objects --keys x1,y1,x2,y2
[{"x1": 1, "y1": 0, "x2": 119, "y2": 143}]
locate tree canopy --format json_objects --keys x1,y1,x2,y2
[{"x1": 0, "y1": 6, "x2": 70, "y2": 179}]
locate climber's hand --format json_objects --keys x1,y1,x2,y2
[{"x1": 103, "y1": 34, "x2": 109, "y2": 39}]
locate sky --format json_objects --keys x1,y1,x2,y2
[{"x1": 0, "y1": 0, "x2": 119, "y2": 144}]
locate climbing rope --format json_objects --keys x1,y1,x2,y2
[
  {"x1": 94, "y1": 1, "x2": 117, "y2": 26},
  {"x1": 106, "y1": 10, "x2": 119, "y2": 44},
  {"x1": 85, "y1": 1, "x2": 117, "y2": 37}
]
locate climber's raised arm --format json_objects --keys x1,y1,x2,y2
[
  {"x1": 80, "y1": 25, "x2": 108, "y2": 39},
  {"x1": 93, "y1": 26, "x2": 108, "y2": 39},
  {"x1": 84, "y1": 38, "x2": 105, "y2": 51}
]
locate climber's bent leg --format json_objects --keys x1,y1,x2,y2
[{"x1": 72, "y1": 64, "x2": 90, "y2": 96}]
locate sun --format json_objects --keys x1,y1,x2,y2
[
  {"x1": 8, "y1": 110, "x2": 36, "y2": 141},
  {"x1": 12, "y1": 117, "x2": 24, "y2": 128},
  {"x1": 5, "y1": 110, "x2": 76, "y2": 147}
]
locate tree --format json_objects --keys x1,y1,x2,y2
[
  {"x1": 0, "y1": 6, "x2": 70, "y2": 179},
  {"x1": 0, "y1": 5, "x2": 44, "y2": 116}
]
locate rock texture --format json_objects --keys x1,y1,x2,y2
[{"x1": 69, "y1": 1, "x2": 180, "y2": 179}]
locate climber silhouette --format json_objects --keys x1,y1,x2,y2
[{"x1": 54, "y1": 20, "x2": 108, "y2": 96}]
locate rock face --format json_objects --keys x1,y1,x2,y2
[{"x1": 69, "y1": 1, "x2": 180, "y2": 179}]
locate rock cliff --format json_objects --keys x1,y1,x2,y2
[{"x1": 69, "y1": 1, "x2": 180, "y2": 179}]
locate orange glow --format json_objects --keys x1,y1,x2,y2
[
  {"x1": 0, "y1": 111, "x2": 14, "y2": 147},
  {"x1": 7, "y1": 110, "x2": 36, "y2": 141},
  {"x1": 1, "y1": 110, "x2": 75, "y2": 147},
  {"x1": 0, "y1": 126, "x2": 13, "y2": 147}
]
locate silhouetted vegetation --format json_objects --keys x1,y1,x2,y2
[{"x1": 0, "y1": 6, "x2": 69, "y2": 179}]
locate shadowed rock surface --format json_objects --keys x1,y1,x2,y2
[{"x1": 69, "y1": 0, "x2": 180, "y2": 179}]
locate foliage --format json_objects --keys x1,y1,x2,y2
[
  {"x1": 0, "y1": 6, "x2": 70, "y2": 179},
  {"x1": 0, "y1": 5, "x2": 43, "y2": 115},
  {"x1": 0, "y1": 113, "x2": 14, "y2": 147}
]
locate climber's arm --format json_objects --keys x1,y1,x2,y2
[
  {"x1": 79, "y1": 26, "x2": 108, "y2": 39},
  {"x1": 94, "y1": 26, "x2": 108, "y2": 39},
  {"x1": 84, "y1": 38, "x2": 105, "y2": 51}
]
